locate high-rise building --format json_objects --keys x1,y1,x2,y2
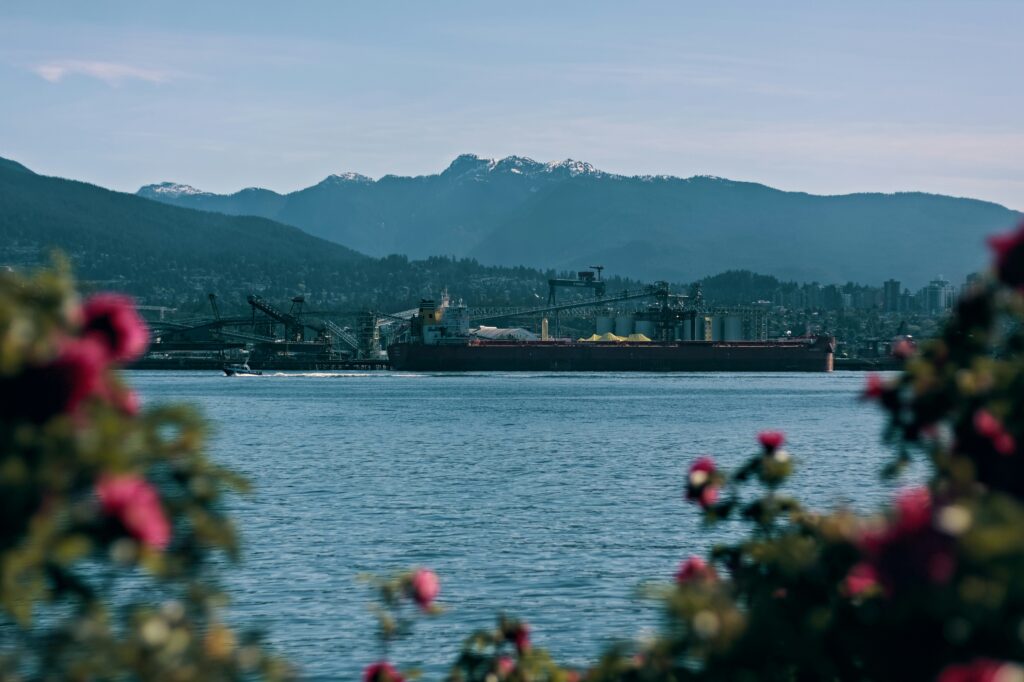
[
  {"x1": 883, "y1": 279, "x2": 901, "y2": 312},
  {"x1": 962, "y1": 272, "x2": 981, "y2": 296},
  {"x1": 823, "y1": 285, "x2": 842, "y2": 311},
  {"x1": 922, "y1": 277, "x2": 956, "y2": 313}
]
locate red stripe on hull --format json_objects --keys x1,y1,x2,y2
[{"x1": 388, "y1": 339, "x2": 835, "y2": 372}]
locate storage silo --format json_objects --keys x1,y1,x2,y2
[
  {"x1": 723, "y1": 314, "x2": 744, "y2": 341},
  {"x1": 635, "y1": 319, "x2": 657, "y2": 339},
  {"x1": 595, "y1": 315, "x2": 615, "y2": 334},
  {"x1": 614, "y1": 314, "x2": 635, "y2": 336},
  {"x1": 707, "y1": 316, "x2": 722, "y2": 341},
  {"x1": 678, "y1": 317, "x2": 697, "y2": 341}
]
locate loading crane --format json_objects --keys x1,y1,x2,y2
[
  {"x1": 471, "y1": 283, "x2": 668, "y2": 325},
  {"x1": 373, "y1": 310, "x2": 416, "y2": 349},
  {"x1": 247, "y1": 294, "x2": 367, "y2": 351},
  {"x1": 208, "y1": 293, "x2": 221, "y2": 321},
  {"x1": 247, "y1": 294, "x2": 306, "y2": 342},
  {"x1": 547, "y1": 265, "x2": 606, "y2": 305},
  {"x1": 321, "y1": 319, "x2": 360, "y2": 354}
]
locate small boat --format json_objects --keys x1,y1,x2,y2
[{"x1": 223, "y1": 363, "x2": 263, "y2": 376}]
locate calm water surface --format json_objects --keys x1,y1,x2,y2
[{"x1": 131, "y1": 370, "x2": 911, "y2": 679}]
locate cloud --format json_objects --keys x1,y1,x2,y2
[{"x1": 32, "y1": 60, "x2": 170, "y2": 85}]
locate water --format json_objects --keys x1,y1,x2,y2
[{"x1": 130, "y1": 370, "x2": 912, "y2": 679}]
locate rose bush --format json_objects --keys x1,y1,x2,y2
[{"x1": 0, "y1": 262, "x2": 290, "y2": 680}]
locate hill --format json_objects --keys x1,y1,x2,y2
[
  {"x1": 138, "y1": 154, "x2": 1022, "y2": 288},
  {"x1": 0, "y1": 157, "x2": 370, "y2": 308}
]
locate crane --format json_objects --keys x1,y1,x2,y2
[
  {"x1": 471, "y1": 283, "x2": 667, "y2": 325},
  {"x1": 547, "y1": 265, "x2": 607, "y2": 305},
  {"x1": 247, "y1": 294, "x2": 306, "y2": 341},
  {"x1": 208, "y1": 293, "x2": 221, "y2": 321}
]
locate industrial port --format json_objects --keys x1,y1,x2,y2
[{"x1": 137, "y1": 268, "x2": 834, "y2": 372}]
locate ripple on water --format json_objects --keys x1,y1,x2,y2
[{"x1": 128, "y1": 370, "x2": 916, "y2": 678}]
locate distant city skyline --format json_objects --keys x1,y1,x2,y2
[{"x1": 1, "y1": 1, "x2": 1021, "y2": 210}]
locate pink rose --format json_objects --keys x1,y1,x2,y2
[
  {"x1": 675, "y1": 556, "x2": 717, "y2": 584},
  {"x1": 891, "y1": 338, "x2": 915, "y2": 359},
  {"x1": 973, "y1": 409, "x2": 1002, "y2": 439},
  {"x1": 503, "y1": 622, "x2": 530, "y2": 654},
  {"x1": 114, "y1": 388, "x2": 141, "y2": 416},
  {"x1": 843, "y1": 561, "x2": 879, "y2": 597},
  {"x1": 988, "y1": 222, "x2": 1024, "y2": 289},
  {"x1": 82, "y1": 293, "x2": 149, "y2": 363},
  {"x1": 894, "y1": 487, "x2": 932, "y2": 534},
  {"x1": 97, "y1": 383, "x2": 141, "y2": 416},
  {"x1": 994, "y1": 433, "x2": 1016, "y2": 456},
  {"x1": 96, "y1": 474, "x2": 171, "y2": 549},
  {"x1": 53, "y1": 339, "x2": 108, "y2": 411},
  {"x1": 973, "y1": 410, "x2": 1016, "y2": 456},
  {"x1": 685, "y1": 456, "x2": 719, "y2": 509},
  {"x1": 410, "y1": 568, "x2": 440, "y2": 609},
  {"x1": 862, "y1": 373, "x2": 885, "y2": 400},
  {"x1": 690, "y1": 456, "x2": 716, "y2": 475},
  {"x1": 497, "y1": 656, "x2": 516, "y2": 677},
  {"x1": 0, "y1": 337, "x2": 107, "y2": 423},
  {"x1": 758, "y1": 430, "x2": 785, "y2": 451},
  {"x1": 363, "y1": 662, "x2": 404, "y2": 682},
  {"x1": 938, "y1": 659, "x2": 1020, "y2": 682},
  {"x1": 858, "y1": 487, "x2": 957, "y2": 595},
  {"x1": 699, "y1": 485, "x2": 720, "y2": 508}
]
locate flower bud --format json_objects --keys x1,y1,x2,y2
[
  {"x1": 757, "y1": 430, "x2": 785, "y2": 452},
  {"x1": 409, "y1": 568, "x2": 440, "y2": 610},
  {"x1": 685, "y1": 457, "x2": 720, "y2": 509},
  {"x1": 96, "y1": 474, "x2": 171, "y2": 550},
  {"x1": 82, "y1": 293, "x2": 149, "y2": 363},
  {"x1": 988, "y1": 222, "x2": 1024, "y2": 289},
  {"x1": 675, "y1": 556, "x2": 717, "y2": 584},
  {"x1": 363, "y1": 661, "x2": 403, "y2": 682}
]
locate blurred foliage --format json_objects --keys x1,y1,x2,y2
[
  {"x1": 373, "y1": 223, "x2": 1024, "y2": 681},
  {"x1": 0, "y1": 262, "x2": 291, "y2": 680},
  {"x1": 577, "y1": 223, "x2": 1024, "y2": 680}
]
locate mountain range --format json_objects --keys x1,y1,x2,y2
[
  {"x1": 0, "y1": 156, "x2": 643, "y2": 313},
  {"x1": 139, "y1": 154, "x2": 1021, "y2": 288}
]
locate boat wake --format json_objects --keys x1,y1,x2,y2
[{"x1": 263, "y1": 372, "x2": 425, "y2": 378}]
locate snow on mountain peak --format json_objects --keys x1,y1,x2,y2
[
  {"x1": 545, "y1": 158, "x2": 599, "y2": 177},
  {"x1": 138, "y1": 182, "x2": 211, "y2": 198},
  {"x1": 321, "y1": 172, "x2": 373, "y2": 185},
  {"x1": 445, "y1": 154, "x2": 605, "y2": 179},
  {"x1": 493, "y1": 155, "x2": 544, "y2": 173}
]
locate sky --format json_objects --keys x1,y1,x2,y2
[{"x1": 0, "y1": 1, "x2": 1021, "y2": 209}]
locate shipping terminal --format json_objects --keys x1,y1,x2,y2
[
  {"x1": 139, "y1": 269, "x2": 835, "y2": 372},
  {"x1": 389, "y1": 274, "x2": 834, "y2": 373}
]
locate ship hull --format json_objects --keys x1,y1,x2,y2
[{"x1": 388, "y1": 338, "x2": 834, "y2": 372}]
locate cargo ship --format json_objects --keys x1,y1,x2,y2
[{"x1": 388, "y1": 293, "x2": 834, "y2": 372}]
